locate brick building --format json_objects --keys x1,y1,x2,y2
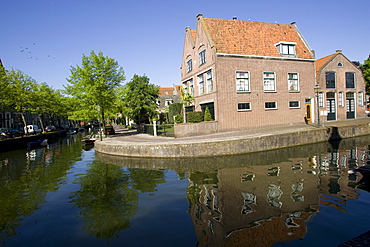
[
  {"x1": 316, "y1": 50, "x2": 366, "y2": 122},
  {"x1": 181, "y1": 14, "x2": 316, "y2": 131}
]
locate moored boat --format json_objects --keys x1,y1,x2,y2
[{"x1": 27, "y1": 139, "x2": 48, "y2": 148}]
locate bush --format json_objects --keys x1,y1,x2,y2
[
  {"x1": 204, "y1": 107, "x2": 212, "y2": 121},
  {"x1": 187, "y1": 111, "x2": 203, "y2": 123},
  {"x1": 169, "y1": 103, "x2": 183, "y2": 123},
  {"x1": 174, "y1": 114, "x2": 183, "y2": 124}
]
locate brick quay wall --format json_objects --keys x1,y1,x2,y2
[{"x1": 94, "y1": 119, "x2": 370, "y2": 158}]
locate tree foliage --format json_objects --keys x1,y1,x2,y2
[
  {"x1": 204, "y1": 107, "x2": 213, "y2": 121},
  {"x1": 64, "y1": 51, "x2": 125, "y2": 124},
  {"x1": 5, "y1": 68, "x2": 38, "y2": 127},
  {"x1": 122, "y1": 74, "x2": 159, "y2": 125},
  {"x1": 361, "y1": 56, "x2": 370, "y2": 95},
  {"x1": 168, "y1": 103, "x2": 183, "y2": 124}
]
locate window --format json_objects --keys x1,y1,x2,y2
[
  {"x1": 189, "y1": 79, "x2": 194, "y2": 96},
  {"x1": 238, "y1": 102, "x2": 251, "y2": 111},
  {"x1": 165, "y1": 99, "x2": 173, "y2": 107},
  {"x1": 276, "y1": 42, "x2": 296, "y2": 56},
  {"x1": 288, "y1": 73, "x2": 299, "y2": 91},
  {"x1": 265, "y1": 102, "x2": 277, "y2": 109},
  {"x1": 198, "y1": 74, "x2": 204, "y2": 95},
  {"x1": 319, "y1": 92, "x2": 324, "y2": 108},
  {"x1": 346, "y1": 72, "x2": 355, "y2": 88},
  {"x1": 338, "y1": 62, "x2": 343, "y2": 67},
  {"x1": 199, "y1": 50, "x2": 206, "y2": 65},
  {"x1": 206, "y1": 70, "x2": 213, "y2": 93},
  {"x1": 325, "y1": 72, "x2": 336, "y2": 89},
  {"x1": 338, "y1": 92, "x2": 344, "y2": 107},
  {"x1": 358, "y1": 91, "x2": 364, "y2": 106},
  {"x1": 263, "y1": 72, "x2": 276, "y2": 92},
  {"x1": 236, "y1": 71, "x2": 250, "y2": 92},
  {"x1": 289, "y1": 101, "x2": 300, "y2": 108},
  {"x1": 183, "y1": 79, "x2": 194, "y2": 95},
  {"x1": 186, "y1": 59, "x2": 192, "y2": 73}
]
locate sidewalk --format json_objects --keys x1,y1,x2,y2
[{"x1": 105, "y1": 118, "x2": 370, "y2": 144}]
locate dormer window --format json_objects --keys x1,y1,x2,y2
[{"x1": 276, "y1": 42, "x2": 296, "y2": 57}]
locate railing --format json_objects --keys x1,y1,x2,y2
[{"x1": 144, "y1": 124, "x2": 174, "y2": 137}]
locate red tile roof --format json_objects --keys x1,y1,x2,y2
[
  {"x1": 158, "y1": 87, "x2": 174, "y2": 95},
  {"x1": 315, "y1": 53, "x2": 336, "y2": 77},
  {"x1": 197, "y1": 16, "x2": 314, "y2": 59}
]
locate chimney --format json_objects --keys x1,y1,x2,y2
[
  {"x1": 336, "y1": 50, "x2": 342, "y2": 53},
  {"x1": 197, "y1": 13, "x2": 203, "y2": 19},
  {"x1": 233, "y1": 16, "x2": 237, "y2": 20},
  {"x1": 291, "y1": 22, "x2": 296, "y2": 25}
]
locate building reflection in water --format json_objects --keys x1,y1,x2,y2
[{"x1": 96, "y1": 136, "x2": 370, "y2": 247}]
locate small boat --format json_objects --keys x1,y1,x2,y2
[
  {"x1": 67, "y1": 130, "x2": 77, "y2": 135},
  {"x1": 82, "y1": 138, "x2": 96, "y2": 145},
  {"x1": 27, "y1": 139, "x2": 48, "y2": 148},
  {"x1": 82, "y1": 135, "x2": 96, "y2": 145}
]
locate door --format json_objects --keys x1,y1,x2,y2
[
  {"x1": 346, "y1": 92, "x2": 355, "y2": 119},
  {"x1": 326, "y1": 92, "x2": 336, "y2": 121},
  {"x1": 305, "y1": 99, "x2": 312, "y2": 123}
]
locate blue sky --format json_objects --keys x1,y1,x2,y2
[{"x1": 1, "y1": 0, "x2": 369, "y2": 90}]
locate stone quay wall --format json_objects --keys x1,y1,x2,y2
[{"x1": 94, "y1": 121, "x2": 370, "y2": 158}]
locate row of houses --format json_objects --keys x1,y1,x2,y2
[{"x1": 180, "y1": 14, "x2": 366, "y2": 132}]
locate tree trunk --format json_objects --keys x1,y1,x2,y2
[
  {"x1": 38, "y1": 115, "x2": 44, "y2": 133},
  {"x1": 21, "y1": 113, "x2": 28, "y2": 135}
]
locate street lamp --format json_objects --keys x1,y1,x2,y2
[{"x1": 314, "y1": 84, "x2": 321, "y2": 128}]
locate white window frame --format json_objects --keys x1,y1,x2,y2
[
  {"x1": 318, "y1": 92, "x2": 324, "y2": 108},
  {"x1": 265, "y1": 101, "x2": 277, "y2": 110},
  {"x1": 189, "y1": 79, "x2": 194, "y2": 96},
  {"x1": 288, "y1": 73, "x2": 299, "y2": 92},
  {"x1": 275, "y1": 42, "x2": 296, "y2": 56},
  {"x1": 338, "y1": 92, "x2": 344, "y2": 107},
  {"x1": 289, "y1": 101, "x2": 300, "y2": 108},
  {"x1": 358, "y1": 91, "x2": 364, "y2": 106},
  {"x1": 198, "y1": 74, "x2": 204, "y2": 95},
  {"x1": 165, "y1": 99, "x2": 173, "y2": 107},
  {"x1": 237, "y1": 102, "x2": 251, "y2": 111},
  {"x1": 206, "y1": 70, "x2": 213, "y2": 93},
  {"x1": 263, "y1": 72, "x2": 276, "y2": 92},
  {"x1": 236, "y1": 71, "x2": 250, "y2": 92},
  {"x1": 199, "y1": 49, "x2": 206, "y2": 65},
  {"x1": 186, "y1": 59, "x2": 192, "y2": 73}
]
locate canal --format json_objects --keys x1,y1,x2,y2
[{"x1": 1, "y1": 133, "x2": 370, "y2": 246}]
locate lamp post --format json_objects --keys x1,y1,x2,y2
[{"x1": 314, "y1": 84, "x2": 321, "y2": 128}]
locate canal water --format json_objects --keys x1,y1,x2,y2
[{"x1": 1, "y1": 134, "x2": 370, "y2": 247}]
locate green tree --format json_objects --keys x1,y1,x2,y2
[
  {"x1": 6, "y1": 68, "x2": 38, "y2": 130},
  {"x1": 0, "y1": 59, "x2": 9, "y2": 108},
  {"x1": 122, "y1": 74, "x2": 159, "y2": 130},
  {"x1": 361, "y1": 56, "x2": 370, "y2": 95},
  {"x1": 204, "y1": 107, "x2": 212, "y2": 121},
  {"x1": 180, "y1": 86, "x2": 195, "y2": 123},
  {"x1": 33, "y1": 83, "x2": 68, "y2": 130},
  {"x1": 64, "y1": 51, "x2": 125, "y2": 126}
]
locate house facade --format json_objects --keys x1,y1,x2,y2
[
  {"x1": 316, "y1": 50, "x2": 366, "y2": 122},
  {"x1": 181, "y1": 15, "x2": 316, "y2": 132},
  {"x1": 157, "y1": 85, "x2": 181, "y2": 110}
]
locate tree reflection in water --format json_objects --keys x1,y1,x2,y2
[{"x1": 2, "y1": 135, "x2": 370, "y2": 246}]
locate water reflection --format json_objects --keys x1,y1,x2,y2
[
  {"x1": 96, "y1": 136, "x2": 370, "y2": 246},
  {"x1": 0, "y1": 135, "x2": 83, "y2": 241},
  {"x1": 1, "y1": 134, "x2": 370, "y2": 246}
]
